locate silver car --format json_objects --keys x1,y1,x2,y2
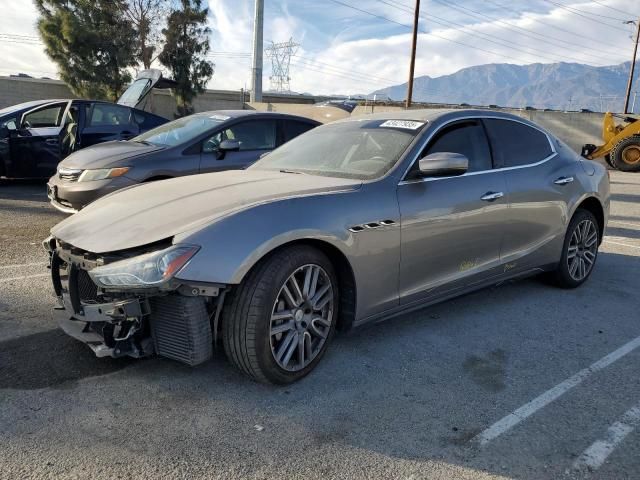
[{"x1": 45, "y1": 109, "x2": 610, "y2": 384}]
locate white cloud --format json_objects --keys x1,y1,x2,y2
[
  {"x1": 0, "y1": 0, "x2": 637, "y2": 96},
  {"x1": 0, "y1": 1, "x2": 58, "y2": 78}
]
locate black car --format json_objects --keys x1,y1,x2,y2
[
  {"x1": 47, "y1": 110, "x2": 321, "y2": 213},
  {"x1": 0, "y1": 70, "x2": 172, "y2": 180}
]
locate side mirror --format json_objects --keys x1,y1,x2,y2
[
  {"x1": 418, "y1": 152, "x2": 468, "y2": 177},
  {"x1": 0, "y1": 126, "x2": 8, "y2": 139},
  {"x1": 219, "y1": 139, "x2": 240, "y2": 151}
]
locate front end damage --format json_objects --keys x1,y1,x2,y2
[{"x1": 44, "y1": 236, "x2": 225, "y2": 366}]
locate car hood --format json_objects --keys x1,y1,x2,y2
[
  {"x1": 51, "y1": 169, "x2": 362, "y2": 253},
  {"x1": 61, "y1": 141, "x2": 166, "y2": 169}
]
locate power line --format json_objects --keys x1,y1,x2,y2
[
  {"x1": 293, "y1": 54, "x2": 401, "y2": 84},
  {"x1": 540, "y1": 0, "x2": 629, "y2": 27},
  {"x1": 590, "y1": 0, "x2": 639, "y2": 17},
  {"x1": 325, "y1": 0, "x2": 532, "y2": 64},
  {"x1": 479, "y1": 0, "x2": 622, "y2": 51},
  {"x1": 289, "y1": 59, "x2": 391, "y2": 89},
  {"x1": 431, "y1": 0, "x2": 622, "y2": 57},
  {"x1": 377, "y1": 0, "x2": 614, "y2": 65}
]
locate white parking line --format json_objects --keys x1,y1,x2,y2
[
  {"x1": 609, "y1": 220, "x2": 640, "y2": 228},
  {"x1": 0, "y1": 262, "x2": 47, "y2": 269},
  {"x1": 0, "y1": 273, "x2": 49, "y2": 283},
  {"x1": 603, "y1": 239, "x2": 640, "y2": 250},
  {"x1": 573, "y1": 403, "x2": 640, "y2": 471},
  {"x1": 473, "y1": 336, "x2": 640, "y2": 446}
]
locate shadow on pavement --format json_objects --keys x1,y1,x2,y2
[{"x1": 0, "y1": 329, "x2": 132, "y2": 390}]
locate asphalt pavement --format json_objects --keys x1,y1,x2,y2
[{"x1": 0, "y1": 172, "x2": 639, "y2": 480}]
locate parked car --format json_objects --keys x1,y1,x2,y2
[
  {"x1": 0, "y1": 70, "x2": 172, "y2": 180},
  {"x1": 45, "y1": 109, "x2": 609, "y2": 384},
  {"x1": 47, "y1": 111, "x2": 320, "y2": 213}
]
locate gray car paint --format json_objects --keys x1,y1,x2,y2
[{"x1": 49, "y1": 109, "x2": 610, "y2": 326}]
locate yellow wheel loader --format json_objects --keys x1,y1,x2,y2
[{"x1": 582, "y1": 112, "x2": 640, "y2": 172}]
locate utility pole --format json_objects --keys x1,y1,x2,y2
[
  {"x1": 250, "y1": 0, "x2": 264, "y2": 103},
  {"x1": 405, "y1": 0, "x2": 420, "y2": 109},
  {"x1": 623, "y1": 18, "x2": 639, "y2": 114}
]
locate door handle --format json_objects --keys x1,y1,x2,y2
[
  {"x1": 45, "y1": 138, "x2": 59, "y2": 145},
  {"x1": 480, "y1": 191, "x2": 504, "y2": 202},
  {"x1": 554, "y1": 176, "x2": 574, "y2": 185}
]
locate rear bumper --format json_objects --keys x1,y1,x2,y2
[{"x1": 47, "y1": 175, "x2": 137, "y2": 212}]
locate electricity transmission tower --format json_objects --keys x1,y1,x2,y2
[{"x1": 265, "y1": 38, "x2": 299, "y2": 92}]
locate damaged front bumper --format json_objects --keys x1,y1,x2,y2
[{"x1": 45, "y1": 236, "x2": 224, "y2": 366}]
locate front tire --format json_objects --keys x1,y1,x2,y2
[
  {"x1": 610, "y1": 135, "x2": 640, "y2": 172},
  {"x1": 222, "y1": 245, "x2": 338, "y2": 384},
  {"x1": 552, "y1": 209, "x2": 600, "y2": 288}
]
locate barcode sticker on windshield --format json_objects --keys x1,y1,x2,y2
[{"x1": 379, "y1": 120, "x2": 424, "y2": 130}]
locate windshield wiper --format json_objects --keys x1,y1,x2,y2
[{"x1": 279, "y1": 169, "x2": 305, "y2": 174}]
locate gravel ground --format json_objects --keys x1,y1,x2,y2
[{"x1": 0, "y1": 172, "x2": 639, "y2": 480}]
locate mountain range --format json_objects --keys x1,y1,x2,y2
[{"x1": 371, "y1": 61, "x2": 639, "y2": 112}]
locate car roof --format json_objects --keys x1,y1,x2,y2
[
  {"x1": 190, "y1": 110, "x2": 320, "y2": 122},
  {"x1": 340, "y1": 108, "x2": 536, "y2": 125},
  {"x1": 0, "y1": 99, "x2": 71, "y2": 116}
]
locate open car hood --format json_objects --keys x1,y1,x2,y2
[
  {"x1": 117, "y1": 69, "x2": 177, "y2": 109},
  {"x1": 51, "y1": 170, "x2": 361, "y2": 253}
]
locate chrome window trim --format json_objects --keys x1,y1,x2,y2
[{"x1": 397, "y1": 114, "x2": 558, "y2": 185}]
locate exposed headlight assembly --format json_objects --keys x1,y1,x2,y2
[
  {"x1": 77, "y1": 167, "x2": 130, "y2": 182},
  {"x1": 88, "y1": 245, "x2": 200, "y2": 289}
]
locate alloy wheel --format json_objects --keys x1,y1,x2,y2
[
  {"x1": 567, "y1": 219, "x2": 598, "y2": 281},
  {"x1": 270, "y1": 264, "x2": 334, "y2": 372}
]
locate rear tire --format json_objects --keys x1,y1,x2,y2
[
  {"x1": 551, "y1": 209, "x2": 600, "y2": 288},
  {"x1": 610, "y1": 135, "x2": 640, "y2": 172},
  {"x1": 221, "y1": 245, "x2": 338, "y2": 384}
]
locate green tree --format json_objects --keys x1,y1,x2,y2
[
  {"x1": 36, "y1": 0, "x2": 138, "y2": 100},
  {"x1": 159, "y1": 0, "x2": 214, "y2": 117}
]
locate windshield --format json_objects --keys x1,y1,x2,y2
[
  {"x1": 132, "y1": 114, "x2": 227, "y2": 146},
  {"x1": 250, "y1": 119, "x2": 424, "y2": 180}
]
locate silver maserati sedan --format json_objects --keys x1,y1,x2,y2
[{"x1": 44, "y1": 109, "x2": 610, "y2": 384}]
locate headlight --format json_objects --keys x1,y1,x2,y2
[
  {"x1": 88, "y1": 245, "x2": 199, "y2": 289},
  {"x1": 77, "y1": 167, "x2": 130, "y2": 182}
]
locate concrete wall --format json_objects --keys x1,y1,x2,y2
[
  {"x1": 0, "y1": 76, "x2": 73, "y2": 106},
  {"x1": 0, "y1": 75, "x2": 604, "y2": 153}
]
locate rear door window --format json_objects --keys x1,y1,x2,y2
[
  {"x1": 483, "y1": 119, "x2": 553, "y2": 168},
  {"x1": 87, "y1": 104, "x2": 132, "y2": 128},
  {"x1": 224, "y1": 120, "x2": 276, "y2": 151},
  {"x1": 422, "y1": 120, "x2": 492, "y2": 173}
]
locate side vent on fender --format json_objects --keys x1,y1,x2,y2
[{"x1": 349, "y1": 219, "x2": 396, "y2": 233}]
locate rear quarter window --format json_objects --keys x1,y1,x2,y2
[
  {"x1": 133, "y1": 110, "x2": 165, "y2": 130},
  {"x1": 483, "y1": 119, "x2": 553, "y2": 168},
  {"x1": 282, "y1": 120, "x2": 317, "y2": 143}
]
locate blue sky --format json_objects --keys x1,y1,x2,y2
[{"x1": 1, "y1": 0, "x2": 638, "y2": 95}]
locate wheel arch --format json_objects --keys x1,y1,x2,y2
[
  {"x1": 240, "y1": 238, "x2": 357, "y2": 332},
  {"x1": 575, "y1": 196, "x2": 605, "y2": 244}
]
